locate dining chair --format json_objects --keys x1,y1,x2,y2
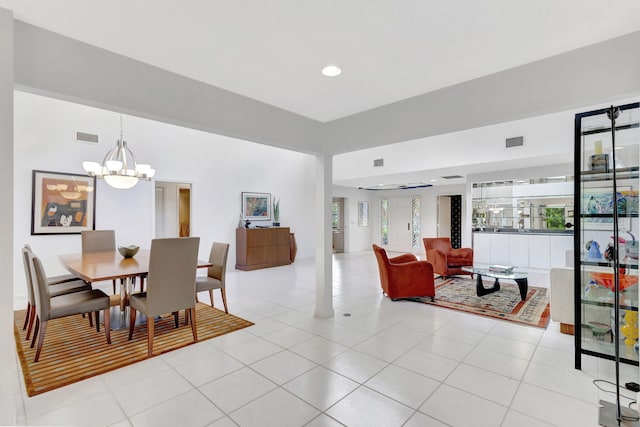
[
  {"x1": 21, "y1": 246, "x2": 92, "y2": 340},
  {"x1": 196, "y1": 242, "x2": 230, "y2": 313},
  {"x1": 81, "y1": 230, "x2": 118, "y2": 294},
  {"x1": 128, "y1": 237, "x2": 200, "y2": 357},
  {"x1": 29, "y1": 254, "x2": 111, "y2": 362},
  {"x1": 24, "y1": 244, "x2": 78, "y2": 285}
]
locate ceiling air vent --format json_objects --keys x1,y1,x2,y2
[
  {"x1": 373, "y1": 158, "x2": 384, "y2": 167},
  {"x1": 76, "y1": 132, "x2": 99, "y2": 144},
  {"x1": 505, "y1": 136, "x2": 524, "y2": 149},
  {"x1": 441, "y1": 175, "x2": 463, "y2": 180}
]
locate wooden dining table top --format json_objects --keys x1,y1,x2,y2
[{"x1": 58, "y1": 250, "x2": 213, "y2": 282}]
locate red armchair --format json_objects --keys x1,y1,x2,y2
[
  {"x1": 372, "y1": 244, "x2": 435, "y2": 300},
  {"x1": 423, "y1": 237, "x2": 473, "y2": 278}
]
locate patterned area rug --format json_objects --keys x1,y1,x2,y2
[
  {"x1": 413, "y1": 277, "x2": 550, "y2": 328},
  {"x1": 14, "y1": 303, "x2": 254, "y2": 396}
]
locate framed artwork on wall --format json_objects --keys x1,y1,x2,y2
[
  {"x1": 242, "y1": 192, "x2": 271, "y2": 221},
  {"x1": 31, "y1": 170, "x2": 96, "y2": 235},
  {"x1": 358, "y1": 201, "x2": 369, "y2": 226}
]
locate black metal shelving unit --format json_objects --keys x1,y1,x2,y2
[{"x1": 574, "y1": 102, "x2": 640, "y2": 372}]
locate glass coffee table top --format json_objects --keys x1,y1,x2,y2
[
  {"x1": 461, "y1": 267, "x2": 529, "y2": 301},
  {"x1": 461, "y1": 267, "x2": 528, "y2": 280}
]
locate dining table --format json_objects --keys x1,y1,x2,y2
[{"x1": 59, "y1": 249, "x2": 213, "y2": 329}]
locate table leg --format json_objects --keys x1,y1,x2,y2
[
  {"x1": 515, "y1": 277, "x2": 528, "y2": 301},
  {"x1": 476, "y1": 274, "x2": 501, "y2": 297}
]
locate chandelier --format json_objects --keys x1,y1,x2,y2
[{"x1": 82, "y1": 115, "x2": 155, "y2": 189}]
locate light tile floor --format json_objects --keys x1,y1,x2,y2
[{"x1": 11, "y1": 252, "x2": 640, "y2": 426}]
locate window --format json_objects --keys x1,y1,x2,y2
[
  {"x1": 412, "y1": 197, "x2": 421, "y2": 248},
  {"x1": 332, "y1": 201, "x2": 340, "y2": 230},
  {"x1": 380, "y1": 198, "x2": 388, "y2": 245}
]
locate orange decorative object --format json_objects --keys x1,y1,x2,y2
[{"x1": 589, "y1": 272, "x2": 638, "y2": 291}]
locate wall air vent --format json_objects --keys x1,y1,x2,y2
[
  {"x1": 76, "y1": 132, "x2": 99, "y2": 144},
  {"x1": 373, "y1": 158, "x2": 384, "y2": 167},
  {"x1": 505, "y1": 136, "x2": 524, "y2": 148},
  {"x1": 441, "y1": 175, "x2": 463, "y2": 180}
]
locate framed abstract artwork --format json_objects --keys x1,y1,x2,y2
[
  {"x1": 242, "y1": 192, "x2": 271, "y2": 221},
  {"x1": 358, "y1": 201, "x2": 369, "y2": 226},
  {"x1": 31, "y1": 170, "x2": 96, "y2": 235}
]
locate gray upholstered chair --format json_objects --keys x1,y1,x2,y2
[
  {"x1": 196, "y1": 242, "x2": 230, "y2": 313},
  {"x1": 128, "y1": 237, "x2": 200, "y2": 357},
  {"x1": 29, "y1": 254, "x2": 111, "y2": 362},
  {"x1": 21, "y1": 246, "x2": 92, "y2": 340},
  {"x1": 81, "y1": 230, "x2": 119, "y2": 293},
  {"x1": 24, "y1": 244, "x2": 77, "y2": 285}
]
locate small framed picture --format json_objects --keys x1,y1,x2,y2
[
  {"x1": 31, "y1": 170, "x2": 96, "y2": 235},
  {"x1": 242, "y1": 192, "x2": 271, "y2": 221},
  {"x1": 358, "y1": 201, "x2": 369, "y2": 227}
]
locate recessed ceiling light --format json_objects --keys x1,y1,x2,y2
[
  {"x1": 322, "y1": 65, "x2": 342, "y2": 77},
  {"x1": 430, "y1": 179, "x2": 437, "y2": 182}
]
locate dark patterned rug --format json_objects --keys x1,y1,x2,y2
[{"x1": 412, "y1": 277, "x2": 550, "y2": 328}]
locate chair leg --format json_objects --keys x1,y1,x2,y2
[
  {"x1": 173, "y1": 311, "x2": 179, "y2": 328},
  {"x1": 128, "y1": 308, "x2": 137, "y2": 340},
  {"x1": 30, "y1": 317, "x2": 40, "y2": 348},
  {"x1": 23, "y1": 303, "x2": 31, "y2": 330},
  {"x1": 209, "y1": 290, "x2": 214, "y2": 308},
  {"x1": 112, "y1": 279, "x2": 117, "y2": 294},
  {"x1": 147, "y1": 317, "x2": 155, "y2": 357},
  {"x1": 139, "y1": 275, "x2": 145, "y2": 293},
  {"x1": 34, "y1": 320, "x2": 47, "y2": 362},
  {"x1": 221, "y1": 288, "x2": 228, "y2": 314},
  {"x1": 25, "y1": 305, "x2": 37, "y2": 340},
  {"x1": 195, "y1": 292, "x2": 199, "y2": 304},
  {"x1": 95, "y1": 311, "x2": 100, "y2": 332},
  {"x1": 88, "y1": 311, "x2": 94, "y2": 328},
  {"x1": 189, "y1": 308, "x2": 197, "y2": 343},
  {"x1": 104, "y1": 309, "x2": 111, "y2": 344},
  {"x1": 184, "y1": 309, "x2": 189, "y2": 326}
]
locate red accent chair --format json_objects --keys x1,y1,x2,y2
[
  {"x1": 372, "y1": 244, "x2": 435, "y2": 300},
  {"x1": 423, "y1": 237, "x2": 473, "y2": 278}
]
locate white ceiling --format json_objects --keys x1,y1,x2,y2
[{"x1": 2, "y1": 0, "x2": 640, "y2": 123}]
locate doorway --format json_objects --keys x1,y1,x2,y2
[
  {"x1": 332, "y1": 197, "x2": 345, "y2": 253},
  {"x1": 383, "y1": 196, "x2": 421, "y2": 253},
  {"x1": 437, "y1": 194, "x2": 462, "y2": 248},
  {"x1": 155, "y1": 181, "x2": 192, "y2": 238}
]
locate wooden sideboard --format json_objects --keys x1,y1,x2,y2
[{"x1": 235, "y1": 227, "x2": 291, "y2": 271}]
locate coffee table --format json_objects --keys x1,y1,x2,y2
[{"x1": 461, "y1": 267, "x2": 529, "y2": 301}]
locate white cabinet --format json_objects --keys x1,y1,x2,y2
[
  {"x1": 508, "y1": 234, "x2": 529, "y2": 267},
  {"x1": 472, "y1": 232, "x2": 572, "y2": 268},
  {"x1": 549, "y1": 235, "x2": 574, "y2": 268},
  {"x1": 473, "y1": 233, "x2": 491, "y2": 264},
  {"x1": 490, "y1": 234, "x2": 509, "y2": 265},
  {"x1": 528, "y1": 235, "x2": 550, "y2": 269}
]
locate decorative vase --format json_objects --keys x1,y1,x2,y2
[{"x1": 290, "y1": 232, "x2": 297, "y2": 263}]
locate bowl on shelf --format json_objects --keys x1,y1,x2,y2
[
  {"x1": 118, "y1": 245, "x2": 140, "y2": 258},
  {"x1": 589, "y1": 271, "x2": 638, "y2": 291}
]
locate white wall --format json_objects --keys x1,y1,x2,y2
[{"x1": 13, "y1": 91, "x2": 316, "y2": 307}]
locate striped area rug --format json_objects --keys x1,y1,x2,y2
[{"x1": 14, "y1": 303, "x2": 254, "y2": 396}]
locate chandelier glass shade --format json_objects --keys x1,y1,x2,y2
[{"x1": 82, "y1": 115, "x2": 155, "y2": 189}]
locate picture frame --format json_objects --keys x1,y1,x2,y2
[
  {"x1": 31, "y1": 170, "x2": 96, "y2": 235},
  {"x1": 242, "y1": 192, "x2": 271, "y2": 221},
  {"x1": 358, "y1": 201, "x2": 369, "y2": 227}
]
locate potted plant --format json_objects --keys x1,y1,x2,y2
[{"x1": 273, "y1": 198, "x2": 280, "y2": 226}]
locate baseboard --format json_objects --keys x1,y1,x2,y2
[{"x1": 560, "y1": 323, "x2": 575, "y2": 335}]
